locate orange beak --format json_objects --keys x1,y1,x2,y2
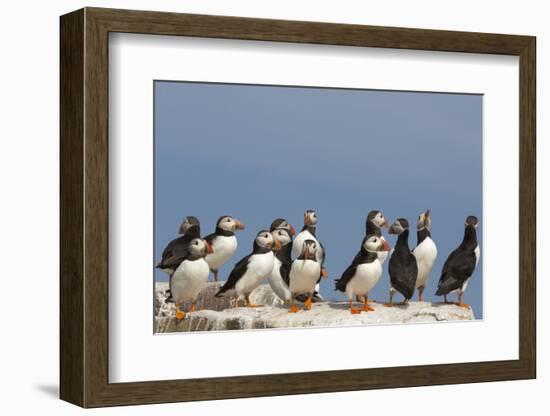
[
  {"x1": 382, "y1": 240, "x2": 390, "y2": 252},
  {"x1": 204, "y1": 240, "x2": 214, "y2": 254},
  {"x1": 288, "y1": 224, "x2": 296, "y2": 236},
  {"x1": 272, "y1": 239, "x2": 282, "y2": 251},
  {"x1": 235, "y1": 220, "x2": 245, "y2": 230}
]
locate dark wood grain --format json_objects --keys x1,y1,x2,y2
[
  {"x1": 60, "y1": 7, "x2": 537, "y2": 408},
  {"x1": 59, "y1": 8, "x2": 84, "y2": 406}
]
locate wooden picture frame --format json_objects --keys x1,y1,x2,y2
[{"x1": 60, "y1": 7, "x2": 536, "y2": 408}]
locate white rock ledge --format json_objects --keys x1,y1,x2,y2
[{"x1": 154, "y1": 282, "x2": 474, "y2": 333}]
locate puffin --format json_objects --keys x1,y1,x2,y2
[
  {"x1": 435, "y1": 215, "x2": 480, "y2": 308},
  {"x1": 288, "y1": 239, "x2": 324, "y2": 312},
  {"x1": 364, "y1": 210, "x2": 390, "y2": 264},
  {"x1": 157, "y1": 216, "x2": 201, "y2": 275},
  {"x1": 156, "y1": 215, "x2": 200, "y2": 302},
  {"x1": 412, "y1": 210, "x2": 437, "y2": 302},
  {"x1": 171, "y1": 238, "x2": 213, "y2": 320},
  {"x1": 292, "y1": 210, "x2": 328, "y2": 301},
  {"x1": 335, "y1": 234, "x2": 390, "y2": 314},
  {"x1": 215, "y1": 230, "x2": 281, "y2": 307},
  {"x1": 268, "y1": 228, "x2": 293, "y2": 302},
  {"x1": 204, "y1": 215, "x2": 245, "y2": 282},
  {"x1": 270, "y1": 218, "x2": 296, "y2": 237},
  {"x1": 385, "y1": 218, "x2": 418, "y2": 306},
  {"x1": 353, "y1": 210, "x2": 390, "y2": 303}
]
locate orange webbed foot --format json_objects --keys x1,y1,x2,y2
[
  {"x1": 457, "y1": 302, "x2": 470, "y2": 309},
  {"x1": 289, "y1": 304, "x2": 300, "y2": 313},
  {"x1": 175, "y1": 309, "x2": 186, "y2": 321},
  {"x1": 362, "y1": 304, "x2": 375, "y2": 312},
  {"x1": 350, "y1": 308, "x2": 361, "y2": 315},
  {"x1": 304, "y1": 297, "x2": 313, "y2": 310}
]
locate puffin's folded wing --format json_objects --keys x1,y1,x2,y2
[
  {"x1": 436, "y1": 249, "x2": 475, "y2": 295},
  {"x1": 156, "y1": 253, "x2": 188, "y2": 270},
  {"x1": 334, "y1": 264, "x2": 357, "y2": 292},
  {"x1": 215, "y1": 254, "x2": 252, "y2": 296}
]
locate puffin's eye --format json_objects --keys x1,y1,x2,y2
[{"x1": 226, "y1": 218, "x2": 231, "y2": 222}]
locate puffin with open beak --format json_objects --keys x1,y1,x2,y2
[
  {"x1": 215, "y1": 230, "x2": 280, "y2": 307},
  {"x1": 412, "y1": 210, "x2": 438, "y2": 302},
  {"x1": 292, "y1": 210, "x2": 328, "y2": 301},
  {"x1": 435, "y1": 215, "x2": 480, "y2": 308},
  {"x1": 171, "y1": 238, "x2": 213, "y2": 321},
  {"x1": 204, "y1": 215, "x2": 245, "y2": 283},
  {"x1": 385, "y1": 218, "x2": 418, "y2": 307},
  {"x1": 335, "y1": 234, "x2": 390, "y2": 314},
  {"x1": 288, "y1": 239, "x2": 322, "y2": 313}
]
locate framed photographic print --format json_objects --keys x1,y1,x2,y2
[{"x1": 60, "y1": 7, "x2": 536, "y2": 408}]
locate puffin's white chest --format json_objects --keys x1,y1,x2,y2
[
  {"x1": 171, "y1": 258, "x2": 210, "y2": 304},
  {"x1": 345, "y1": 260, "x2": 382, "y2": 298},
  {"x1": 268, "y1": 257, "x2": 291, "y2": 301},
  {"x1": 205, "y1": 235, "x2": 237, "y2": 270},
  {"x1": 474, "y1": 245, "x2": 480, "y2": 266},
  {"x1": 413, "y1": 237, "x2": 438, "y2": 288},
  {"x1": 234, "y1": 251, "x2": 275, "y2": 295},
  {"x1": 289, "y1": 259, "x2": 321, "y2": 294}
]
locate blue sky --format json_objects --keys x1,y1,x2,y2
[{"x1": 154, "y1": 81, "x2": 483, "y2": 318}]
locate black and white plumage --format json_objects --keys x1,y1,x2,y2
[
  {"x1": 215, "y1": 230, "x2": 280, "y2": 307},
  {"x1": 292, "y1": 210, "x2": 327, "y2": 302},
  {"x1": 288, "y1": 239, "x2": 322, "y2": 312},
  {"x1": 204, "y1": 215, "x2": 245, "y2": 282},
  {"x1": 171, "y1": 238, "x2": 212, "y2": 320},
  {"x1": 412, "y1": 210, "x2": 437, "y2": 302},
  {"x1": 335, "y1": 235, "x2": 390, "y2": 314},
  {"x1": 270, "y1": 218, "x2": 296, "y2": 236},
  {"x1": 268, "y1": 228, "x2": 293, "y2": 302},
  {"x1": 435, "y1": 215, "x2": 480, "y2": 308},
  {"x1": 156, "y1": 216, "x2": 201, "y2": 275},
  {"x1": 156, "y1": 216, "x2": 201, "y2": 303},
  {"x1": 385, "y1": 218, "x2": 418, "y2": 306},
  {"x1": 365, "y1": 210, "x2": 390, "y2": 265}
]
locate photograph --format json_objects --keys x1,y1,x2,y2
[{"x1": 153, "y1": 81, "x2": 483, "y2": 333}]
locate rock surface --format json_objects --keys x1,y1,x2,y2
[{"x1": 154, "y1": 282, "x2": 475, "y2": 333}]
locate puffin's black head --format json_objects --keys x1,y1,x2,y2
[
  {"x1": 187, "y1": 238, "x2": 213, "y2": 257},
  {"x1": 417, "y1": 209, "x2": 431, "y2": 231},
  {"x1": 303, "y1": 210, "x2": 318, "y2": 226},
  {"x1": 465, "y1": 215, "x2": 479, "y2": 229},
  {"x1": 388, "y1": 218, "x2": 409, "y2": 235},
  {"x1": 178, "y1": 215, "x2": 200, "y2": 235},
  {"x1": 216, "y1": 215, "x2": 246, "y2": 232},
  {"x1": 362, "y1": 234, "x2": 390, "y2": 253},
  {"x1": 255, "y1": 229, "x2": 281, "y2": 251},
  {"x1": 270, "y1": 218, "x2": 296, "y2": 236},
  {"x1": 367, "y1": 210, "x2": 389, "y2": 229},
  {"x1": 271, "y1": 228, "x2": 292, "y2": 247},
  {"x1": 299, "y1": 239, "x2": 317, "y2": 260}
]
